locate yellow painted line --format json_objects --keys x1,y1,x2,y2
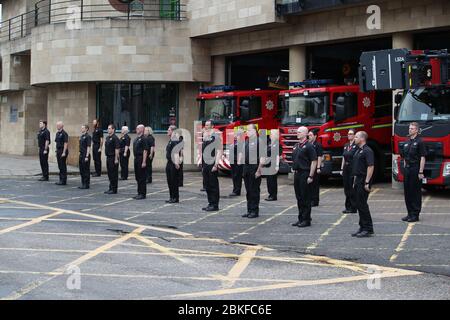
[
  {"x1": 134, "y1": 234, "x2": 190, "y2": 265},
  {"x1": 0, "y1": 197, "x2": 191, "y2": 237},
  {"x1": 14, "y1": 231, "x2": 119, "y2": 238},
  {"x1": 163, "y1": 270, "x2": 420, "y2": 299},
  {"x1": 0, "y1": 211, "x2": 64, "y2": 236},
  {"x1": 81, "y1": 179, "x2": 202, "y2": 212},
  {"x1": 0, "y1": 206, "x2": 49, "y2": 210},
  {"x1": 1, "y1": 226, "x2": 145, "y2": 300},
  {"x1": 181, "y1": 199, "x2": 247, "y2": 227},
  {"x1": 0, "y1": 269, "x2": 312, "y2": 284},
  {"x1": 230, "y1": 205, "x2": 296, "y2": 240},
  {"x1": 306, "y1": 214, "x2": 347, "y2": 252},
  {"x1": 222, "y1": 246, "x2": 261, "y2": 289},
  {"x1": 368, "y1": 187, "x2": 380, "y2": 199},
  {"x1": 390, "y1": 222, "x2": 416, "y2": 262},
  {"x1": 320, "y1": 188, "x2": 331, "y2": 196},
  {"x1": 423, "y1": 195, "x2": 432, "y2": 207}
]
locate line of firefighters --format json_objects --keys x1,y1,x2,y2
[{"x1": 36, "y1": 119, "x2": 426, "y2": 238}]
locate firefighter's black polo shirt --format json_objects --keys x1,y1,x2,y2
[
  {"x1": 133, "y1": 136, "x2": 148, "y2": 157},
  {"x1": 79, "y1": 133, "x2": 91, "y2": 158},
  {"x1": 38, "y1": 128, "x2": 50, "y2": 151},
  {"x1": 292, "y1": 140, "x2": 317, "y2": 171},
  {"x1": 166, "y1": 139, "x2": 182, "y2": 164},
  {"x1": 105, "y1": 134, "x2": 120, "y2": 157},
  {"x1": 343, "y1": 142, "x2": 358, "y2": 168},
  {"x1": 402, "y1": 137, "x2": 426, "y2": 166},
  {"x1": 55, "y1": 130, "x2": 68, "y2": 151},
  {"x1": 120, "y1": 134, "x2": 131, "y2": 154},
  {"x1": 352, "y1": 144, "x2": 374, "y2": 177},
  {"x1": 202, "y1": 132, "x2": 220, "y2": 166},
  {"x1": 92, "y1": 127, "x2": 103, "y2": 146}
]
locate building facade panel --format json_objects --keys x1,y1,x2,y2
[
  {"x1": 30, "y1": 19, "x2": 210, "y2": 85},
  {"x1": 210, "y1": 0, "x2": 450, "y2": 56},
  {"x1": 188, "y1": 0, "x2": 282, "y2": 37}
]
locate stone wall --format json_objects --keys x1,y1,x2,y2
[
  {"x1": 0, "y1": 91, "x2": 25, "y2": 155},
  {"x1": 30, "y1": 19, "x2": 210, "y2": 85},
  {"x1": 209, "y1": 0, "x2": 450, "y2": 56},
  {"x1": 188, "y1": 0, "x2": 282, "y2": 37},
  {"x1": 46, "y1": 83, "x2": 96, "y2": 165}
]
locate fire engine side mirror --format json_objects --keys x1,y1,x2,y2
[
  {"x1": 334, "y1": 97, "x2": 346, "y2": 122},
  {"x1": 394, "y1": 93, "x2": 403, "y2": 105},
  {"x1": 394, "y1": 105, "x2": 400, "y2": 121}
]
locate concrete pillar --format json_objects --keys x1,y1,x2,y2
[
  {"x1": 392, "y1": 32, "x2": 413, "y2": 50},
  {"x1": 212, "y1": 56, "x2": 226, "y2": 86},
  {"x1": 289, "y1": 45, "x2": 306, "y2": 85},
  {"x1": 392, "y1": 32, "x2": 413, "y2": 189}
]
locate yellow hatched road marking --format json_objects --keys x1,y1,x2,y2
[{"x1": 1, "y1": 227, "x2": 145, "y2": 300}]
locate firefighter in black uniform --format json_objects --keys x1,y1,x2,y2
[
  {"x1": 144, "y1": 127, "x2": 155, "y2": 184},
  {"x1": 133, "y1": 125, "x2": 149, "y2": 200},
  {"x1": 229, "y1": 129, "x2": 244, "y2": 197},
  {"x1": 264, "y1": 129, "x2": 281, "y2": 201},
  {"x1": 291, "y1": 126, "x2": 317, "y2": 228},
  {"x1": 201, "y1": 121, "x2": 222, "y2": 211},
  {"x1": 166, "y1": 125, "x2": 182, "y2": 203},
  {"x1": 401, "y1": 122, "x2": 426, "y2": 223},
  {"x1": 309, "y1": 128, "x2": 323, "y2": 207},
  {"x1": 340, "y1": 129, "x2": 358, "y2": 214},
  {"x1": 104, "y1": 124, "x2": 120, "y2": 194},
  {"x1": 78, "y1": 124, "x2": 92, "y2": 189},
  {"x1": 91, "y1": 119, "x2": 103, "y2": 177},
  {"x1": 351, "y1": 131, "x2": 375, "y2": 238},
  {"x1": 240, "y1": 124, "x2": 264, "y2": 219},
  {"x1": 119, "y1": 126, "x2": 131, "y2": 180},
  {"x1": 37, "y1": 120, "x2": 50, "y2": 181},
  {"x1": 179, "y1": 135, "x2": 184, "y2": 187},
  {"x1": 55, "y1": 121, "x2": 69, "y2": 186}
]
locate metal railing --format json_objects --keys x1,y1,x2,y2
[{"x1": 0, "y1": 0, "x2": 186, "y2": 43}]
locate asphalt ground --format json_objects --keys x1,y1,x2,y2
[{"x1": 0, "y1": 172, "x2": 449, "y2": 300}]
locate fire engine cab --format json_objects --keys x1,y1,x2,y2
[
  {"x1": 360, "y1": 49, "x2": 450, "y2": 189},
  {"x1": 278, "y1": 79, "x2": 392, "y2": 180},
  {"x1": 196, "y1": 86, "x2": 280, "y2": 171}
]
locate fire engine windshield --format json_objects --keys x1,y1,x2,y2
[
  {"x1": 198, "y1": 98, "x2": 235, "y2": 124},
  {"x1": 398, "y1": 88, "x2": 450, "y2": 122},
  {"x1": 281, "y1": 93, "x2": 328, "y2": 125}
]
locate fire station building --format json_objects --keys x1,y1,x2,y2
[{"x1": 0, "y1": 0, "x2": 450, "y2": 169}]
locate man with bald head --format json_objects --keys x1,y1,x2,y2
[
  {"x1": 351, "y1": 131, "x2": 375, "y2": 238},
  {"x1": 132, "y1": 124, "x2": 149, "y2": 200},
  {"x1": 291, "y1": 126, "x2": 317, "y2": 228},
  {"x1": 55, "y1": 121, "x2": 69, "y2": 185}
]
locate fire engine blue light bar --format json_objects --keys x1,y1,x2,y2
[
  {"x1": 200, "y1": 85, "x2": 236, "y2": 93},
  {"x1": 289, "y1": 79, "x2": 334, "y2": 87}
]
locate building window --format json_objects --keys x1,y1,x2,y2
[
  {"x1": 239, "y1": 97, "x2": 262, "y2": 119},
  {"x1": 332, "y1": 92, "x2": 358, "y2": 119},
  {"x1": 159, "y1": 0, "x2": 180, "y2": 19},
  {"x1": 97, "y1": 83, "x2": 178, "y2": 132}
]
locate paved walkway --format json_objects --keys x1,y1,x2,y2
[{"x1": 0, "y1": 154, "x2": 78, "y2": 177}]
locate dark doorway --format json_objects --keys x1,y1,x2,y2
[
  {"x1": 226, "y1": 50, "x2": 289, "y2": 90},
  {"x1": 414, "y1": 29, "x2": 450, "y2": 50},
  {"x1": 306, "y1": 37, "x2": 392, "y2": 84}
]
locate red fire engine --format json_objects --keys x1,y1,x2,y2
[
  {"x1": 196, "y1": 86, "x2": 280, "y2": 171},
  {"x1": 278, "y1": 79, "x2": 392, "y2": 180},
  {"x1": 360, "y1": 49, "x2": 450, "y2": 189}
]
